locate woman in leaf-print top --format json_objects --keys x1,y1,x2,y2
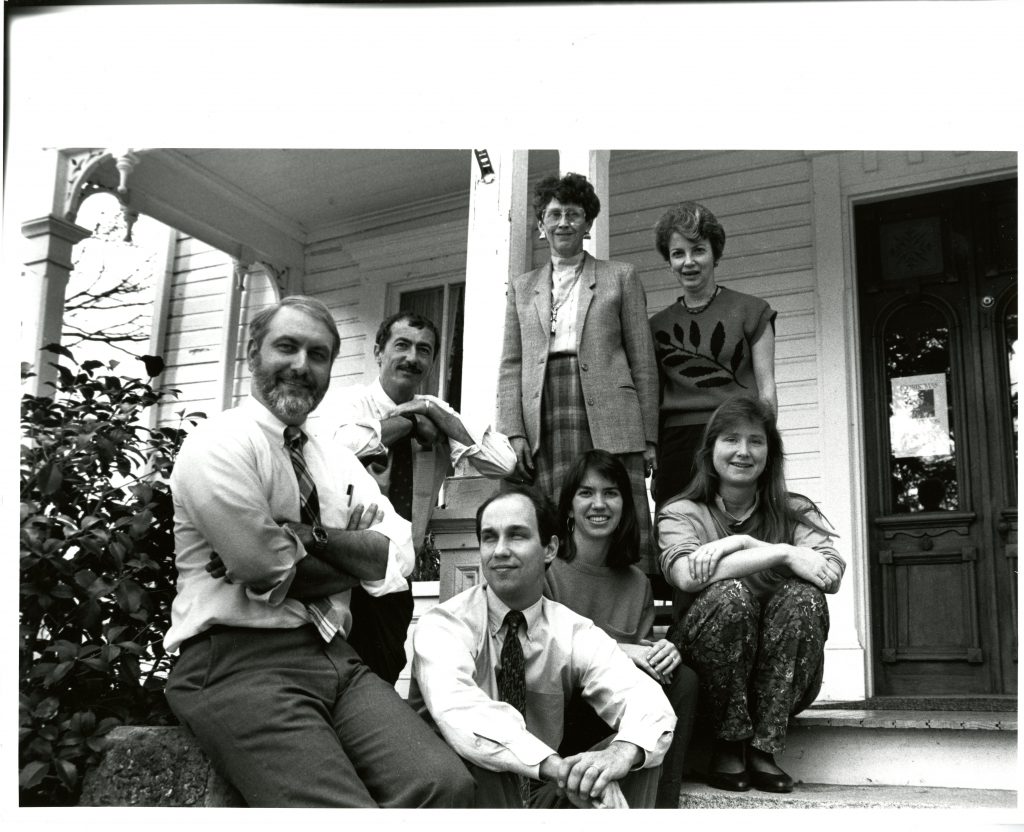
[{"x1": 649, "y1": 201, "x2": 777, "y2": 508}]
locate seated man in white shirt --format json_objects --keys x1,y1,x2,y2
[
  {"x1": 410, "y1": 484, "x2": 676, "y2": 808},
  {"x1": 163, "y1": 295, "x2": 473, "y2": 807},
  {"x1": 316, "y1": 311, "x2": 516, "y2": 684}
]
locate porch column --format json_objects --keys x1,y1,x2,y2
[
  {"x1": 21, "y1": 215, "x2": 91, "y2": 397},
  {"x1": 215, "y1": 259, "x2": 248, "y2": 413},
  {"x1": 810, "y1": 151, "x2": 868, "y2": 700},
  {"x1": 558, "y1": 149, "x2": 610, "y2": 259},
  {"x1": 461, "y1": 149, "x2": 530, "y2": 433}
]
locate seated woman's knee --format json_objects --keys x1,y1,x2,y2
[
  {"x1": 765, "y1": 579, "x2": 829, "y2": 629},
  {"x1": 702, "y1": 578, "x2": 758, "y2": 620}
]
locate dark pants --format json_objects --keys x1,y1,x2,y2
[
  {"x1": 653, "y1": 423, "x2": 706, "y2": 508},
  {"x1": 165, "y1": 625, "x2": 474, "y2": 807},
  {"x1": 559, "y1": 664, "x2": 699, "y2": 808},
  {"x1": 346, "y1": 584, "x2": 414, "y2": 685},
  {"x1": 673, "y1": 579, "x2": 829, "y2": 754}
]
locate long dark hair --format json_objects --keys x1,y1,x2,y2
[
  {"x1": 557, "y1": 449, "x2": 640, "y2": 569},
  {"x1": 676, "y1": 396, "x2": 832, "y2": 543}
]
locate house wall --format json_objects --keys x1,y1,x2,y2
[{"x1": 158, "y1": 234, "x2": 231, "y2": 421}]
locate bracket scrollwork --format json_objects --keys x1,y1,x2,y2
[
  {"x1": 257, "y1": 261, "x2": 289, "y2": 297},
  {"x1": 63, "y1": 148, "x2": 146, "y2": 231}
]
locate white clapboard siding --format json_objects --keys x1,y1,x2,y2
[
  {"x1": 156, "y1": 233, "x2": 232, "y2": 426},
  {"x1": 608, "y1": 149, "x2": 824, "y2": 504}
]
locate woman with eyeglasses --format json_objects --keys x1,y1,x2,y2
[{"x1": 497, "y1": 172, "x2": 660, "y2": 571}]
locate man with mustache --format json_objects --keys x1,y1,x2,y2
[
  {"x1": 163, "y1": 296, "x2": 474, "y2": 807},
  {"x1": 318, "y1": 311, "x2": 516, "y2": 684}
]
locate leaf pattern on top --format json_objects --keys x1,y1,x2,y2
[
  {"x1": 654, "y1": 318, "x2": 750, "y2": 390},
  {"x1": 730, "y1": 341, "x2": 745, "y2": 373},
  {"x1": 710, "y1": 322, "x2": 725, "y2": 361}
]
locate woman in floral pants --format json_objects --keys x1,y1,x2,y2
[{"x1": 656, "y1": 396, "x2": 844, "y2": 794}]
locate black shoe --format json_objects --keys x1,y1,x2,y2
[
  {"x1": 747, "y1": 747, "x2": 794, "y2": 793},
  {"x1": 749, "y1": 767, "x2": 794, "y2": 793},
  {"x1": 708, "y1": 768, "x2": 751, "y2": 792},
  {"x1": 707, "y1": 740, "x2": 750, "y2": 792}
]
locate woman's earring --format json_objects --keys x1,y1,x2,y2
[
  {"x1": 583, "y1": 231, "x2": 591, "y2": 240},
  {"x1": 539, "y1": 229, "x2": 546, "y2": 239}
]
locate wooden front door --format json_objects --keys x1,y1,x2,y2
[{"x1": 856, "y1": 178, "x2": 1017, "y2": 695}]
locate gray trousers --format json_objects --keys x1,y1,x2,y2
[{"x1": 165, "y1": 624, "x2": 474, "y2": 808}]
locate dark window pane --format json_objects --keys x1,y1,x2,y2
[
  {"x1": 1005, "y1": 301, "x2": 1018, "y2": 487},
  {"x1": 884, "y1": 302, "x2": 959, "y2": 512},
  {"x1": 880, "y1": 216, "x2": 944, "y2": 281}
]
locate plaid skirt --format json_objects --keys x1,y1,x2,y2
[{"x1": 534, "y1": 355, "x2": 656, "y2": 573}]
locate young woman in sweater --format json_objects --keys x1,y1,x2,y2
[{"x1": 544, "y1": 449, "x2": 697, "y2": 808}]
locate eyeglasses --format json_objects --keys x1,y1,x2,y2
[{"x1": 542, "y1": 209, "x2": 587, "y2": 225}]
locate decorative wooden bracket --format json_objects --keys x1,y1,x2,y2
[
  {"x1": 63, "y1": 148, "x2": 147, "y2": 240},
  {"x1": 257, "y1": 261, "x2": 289, "y2": 296}
]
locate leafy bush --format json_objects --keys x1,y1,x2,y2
[{"x1": 19, "y1": 346, "x2": 204, "y2": 805}]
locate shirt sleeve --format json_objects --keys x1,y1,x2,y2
[
  {"x1": 655, "y1": 501, "x2": 707, "y2": 578},
  {"x1": 171, "y1": 422, "x2": 301, "y2": 606},
  {"x1": 793, "y1": 511, "x2": 846, "y2": 581},
  {"x1": 573, "y1": 620, "x2": 676, "y2": 769},
  {"x1": 420, "y1": 395, "x2": 517, "y2": 477},
  {"x1": 411, "y1": 603, "x2": 555, "y2": 778}
]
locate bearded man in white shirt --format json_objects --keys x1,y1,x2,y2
[
  {"x1": 410, "y1": 484, "x2": 676, "y2": 808},
  {"x1": 163, "y1": 296, "x2": 473, "y2": 808},
  {"x1": 316, "y1": 311, "x2": 516, "y2": 684}
]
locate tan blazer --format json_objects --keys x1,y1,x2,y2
[{"x1": 497, "y1": 254, "x2": 659, "y2": 455}]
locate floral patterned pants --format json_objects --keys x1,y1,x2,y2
[{"x1": 671, "y1": 578, "x2": 829, "y2": 754}]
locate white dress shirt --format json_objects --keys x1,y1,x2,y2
[
  {"x1": 164, "y1": 397, "x2": 414, "y2": 652},
  {"x1": 314, "y1": 377, "x2": 515, "y2": 477},
  {"x1": 409, "y1": 585, "x2": 675, "y2": 780},
  {"x1": 548, "y1": 252, "x2": 585, "y2": 355}
]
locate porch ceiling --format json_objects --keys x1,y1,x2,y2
[
  {"x1": 84, "y1": 148, "x2": 474, "y2": 274},
  {"x1": 172, "y1": 148, "x2": 473, "y2": 233}
]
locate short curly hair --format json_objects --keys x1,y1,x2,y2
[
  {"x1": 653, "y1": 201, "x2": 726, "y2": 264},
  {"x1": 532, "y1": 172, "x2": 601, "y2": 223}
]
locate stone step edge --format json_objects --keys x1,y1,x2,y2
[
  {"x1": 791, "y1": 708, "x2": 1017, "y2": 731},
  {"x1": 676, "y1": 782, "x2": 1018, "y2": 810}
]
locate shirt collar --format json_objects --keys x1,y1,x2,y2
[
  {"x1": 369, "y1": 376, "x2": 400, "y2": 409},
  {"x1": 714, "y1": 492, "x2": 760, "y2": 524},
  {"x1": 485, "y1": 587, "x2": 544, "y2": 642},
  {"x1": 242, "y1": 396, "x2": 306, "y2": 443},
  {"x1": 551, "y1": 250, "x2": 586, "y2": 270}
]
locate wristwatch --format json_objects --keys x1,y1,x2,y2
[{"x1": 310, "y1": 522, "x2": 328, "y2": 550}]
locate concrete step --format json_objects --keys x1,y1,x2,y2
[
  {"x1": 677, "y1": 781, "x2": 1017, "y2": 809},
  {"x1": 776, "y1": 709, "x2": 1018, "y2": 791}
]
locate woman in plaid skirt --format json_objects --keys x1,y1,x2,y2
[
  {"x1": 497, "y1": 172, "x2": 660, "y2": 572},
  {"x1": 656, "y1": 396, "x2": 844, "y2": 794}
]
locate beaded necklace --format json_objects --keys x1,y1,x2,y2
[{"x1": 681, "y1": 284, "x2": 721, "y2": 314}]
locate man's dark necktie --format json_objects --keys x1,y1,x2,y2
[
  {"x1": 498, "y1": 609, "x2": 530, "y2": 806},
  {"x1": 388, "y1": 433, "x2": 414, "y2": 521},
  {"x1": 283, "y1": 426, "x2": 337, "y2": 642}
]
